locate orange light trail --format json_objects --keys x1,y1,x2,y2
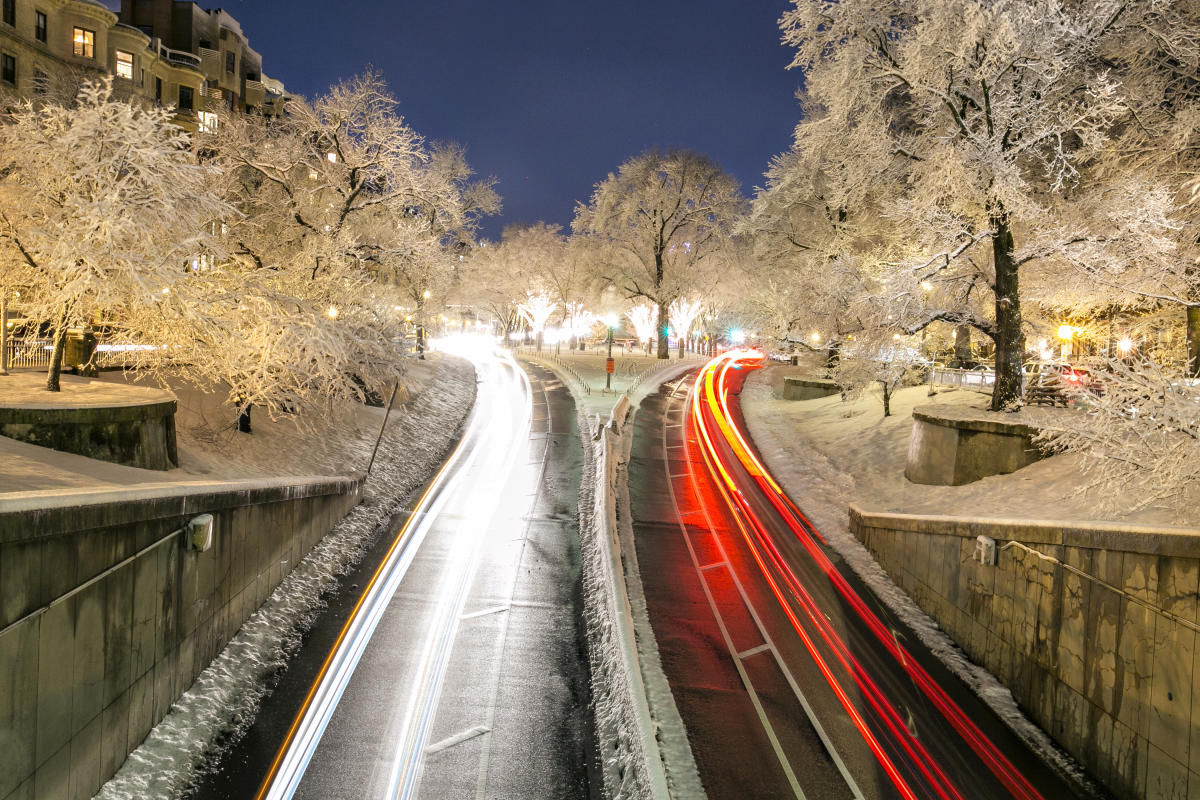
[{"x1": 686, "y1": 350, "x2": 1044, "y2": 800}]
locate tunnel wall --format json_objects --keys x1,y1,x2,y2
[
  {"x1": 0, "y1": 477, "x2": 361, "y2": 800},
  {"x1": 850, "y1": 506, "x2": 1200, "y2": 800}
]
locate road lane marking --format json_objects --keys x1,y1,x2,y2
[
  {"x1": 460, "y1": 605, "x2": 510, "y2": 620},
  {"x1": 738, "y1": 643, "x2": 772, "y2": 660},
  {"x1": 666, "y1": 378, "x2": 866, "y2": 800},
  {"x1": 425, "y1": 726, "x2": 491, "y2": 755}
]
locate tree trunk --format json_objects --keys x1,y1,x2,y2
[
  {"x1": 237, "y1": 401, "x2": 252, "y2": 433},
  {"x1": 1186, "y1": 305, "x2": 1200, "y2": 378},
  {"x1": 954, "y1": 324, "x2": 972, "y2": 365},
  {"x1": 45, "y1": 323, "x2": 69, "y2": 392},
  {"x1": 990, "y1": 213, "x2": 1025, "y2": 410},
  {"x1": 880, "y1": 380, "x2": 891, "y2": 417},
  {"x1": 824, "y1": 339, "x2": 841, "y2": 377},
  {"x1": 656, "y1": 299, "x2": 670, "y2": 359}
]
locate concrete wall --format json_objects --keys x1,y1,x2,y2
[
  {"x1": 850, "y1": 507, "x2": 1200, "y2": 800},
  {"x1": 905, "y1": 408, "x2": 1043, "y2": 485},
  {"x1": 0, "y1": 477, "x2": 362, "y2": 800},
  {"x1": 783, "y1": 376, "x2": 841, "y2": 401},
  {"x1": 0, "y1": 400, "x2": 178, "y2": 470}
]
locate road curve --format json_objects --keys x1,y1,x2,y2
[
  {"x1": 192, "y1": 343, "x2": 591, "y2": 800},
  {"x1": 629, "y1": 350, "x2": 1095, "y2": 800}
]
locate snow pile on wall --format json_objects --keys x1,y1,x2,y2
[
  {"x1": 95, "y1": 356, "x2": 477, "y2": 800},
  {"x1": 576, "y1": 415, "x2": 660, "y2": 799}
]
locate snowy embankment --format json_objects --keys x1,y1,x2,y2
[
  {"x1": 95, "y1": 356, "x2": 477, "y2": 800},
  {"x1": 527, "y1": 352, "x2": 705, "y2": 800},
  {"x1": 739, "y1": 365, "x2": 1098, "y2": 791}
]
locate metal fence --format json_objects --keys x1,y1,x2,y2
[
  {"x1": 929, "y1": 366, "x2": 995, "y2": 391},
  {"x1": 4, "y1": 338, "x2": 53, "y2": 369}
]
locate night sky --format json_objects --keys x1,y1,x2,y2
[{"x1": 132, "y1": 1, "x2": 804, "y2": 239}]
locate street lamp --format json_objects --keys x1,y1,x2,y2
[{"x1": 604, "y1": 313, "x2": 618, "y2": 390}]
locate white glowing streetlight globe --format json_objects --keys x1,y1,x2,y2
[
  {"x1": 603, "y1": 313, "x2": 619, "y2": 328},
  {"x1": 730, "y1": 330, "x2": 746, "y2": 344}
]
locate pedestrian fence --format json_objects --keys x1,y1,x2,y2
[{"x1": 929, "y1": 366, "x2": 995, "y2": 392}]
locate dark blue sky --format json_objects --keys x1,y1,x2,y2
[{"x1": 195, "y1": 1, "x2": 802, "y2": 238}]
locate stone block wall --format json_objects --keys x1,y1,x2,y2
[
  {"x1": 0, "y1": 477, "x2": 361, "y2": 800},
  {"x1": 849, "y1": 507, "x2": 1200, "y2": 800},
  {"x1": 0, "y1": 400, "x2": 178, "y2": 470}
]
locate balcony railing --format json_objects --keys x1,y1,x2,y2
[{"x1": 158, "y1": 45, "x2": 201, "y2": 70}]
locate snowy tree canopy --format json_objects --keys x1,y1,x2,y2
[
  {"x1": 573, "y1": 149, "x2": 746, "y2": 359},
  {"x1": 771, "y1": 0, "x2": 1199, "y2": 409},
  {"x1": 0, "y1": 79, "x2": 231, "y2": 391}
]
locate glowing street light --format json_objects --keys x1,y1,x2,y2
[
  {"x1": 730, "y1": 330, "x2": 746, "y2": 345},
  {"x1": 810, "y1": 331, "x2": 821, "y2": 343},
  {"x1": 1117, "y1": 336, "x2": 1134, "y2": 357},
  {"x1": 327, "y1": 306, "x2": 339, "y2": 319}
]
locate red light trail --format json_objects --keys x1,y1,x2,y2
[{"x1": 687, "y1": 349, "x2": 1044, "y2": 800}]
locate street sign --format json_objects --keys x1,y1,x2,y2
[{"x1": 606, "y1": 357, "x2": 615, "y2": 374}]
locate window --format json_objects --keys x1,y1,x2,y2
[
  {"x1": 154, "y1": 76, "x2": 161, "y2": 102},
  {"x1": 32, "y1": 68, "x2": 46, "y2": 94},
  {"x1": 72, "y1": 27, "x2": 93, "y2": 58},
  {"x1": 3, "y1": 0, "x2": 14, "y2": 27},
  {"x1": 115, "y1": 50, "x2": 133, "y2": 80},
  {"x1": 138, "y1": 67, "x2": 144, "y2": 87},
  {"x1": 178, "y1": 84, "x2": 193, "y2": 110},
  {"x1": 1, "y1": 53, "x2": 14, "y2": 86},
  {"x1": 224, "y1": 50, "x2": 234, "y2": 73},
  {"x1": 197, "y1": 110, "x2": 218, "y2": 133},
  {"x1": 35, "y1": 11, "x2": 46, "y2": 43}
]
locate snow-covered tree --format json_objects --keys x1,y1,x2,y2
[
  {"x1": 626, "y1": 303, "x2": 658, "y2": 349},
  {"x1": 776, "y1": 0, "x2": 1192, "y2": 409},
  {"x1": 669, "y1": 298, "x2": 703, "y2": 358},
  {"x1": 573, "y1": 149, "x2": 746, "y2": 359},
  {"x1": 517, "y1": 291, "x2": 557, "y2": 351},
  {"x1": 0, "y1": 79, "x2": 230, "y2": 391},
  {"x1": 208, "y1": 71, "x2": 493, "y2": 421}
]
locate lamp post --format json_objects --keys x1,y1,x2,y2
[
  {"x1": 0, "y1": 293, "x2": 8, "y2": 376},
  {"x1": 604, "y1": 313, "x2": 618, "y2": 391}
]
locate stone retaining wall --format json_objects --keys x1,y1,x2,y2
[
  {"x1": 0, "y1": 477, "x2": 362, "y2": 800},
  {"x1": 0, "y1": 400, "x2": 178, "y2": 470},
  {"x1": 783, "y1": 376, "x2": 841, "y2": 401},
  {"x1": 905, "y1": 406, "x2": 1043, "y2": 485},
  {"x1": 849, "y1": 506, "x2": 1200, "y2": 800}
]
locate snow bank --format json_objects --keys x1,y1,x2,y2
[
  {"x1": 95, "y1": 356, "x2": 477, "y2": 800},
  {"x1": 547, "y1": 353, "x2": 705, "y2": 800}
]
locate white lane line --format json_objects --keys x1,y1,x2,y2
[
  {"x1": 460, "y1": 605, "x2": 510, "y2": 620},
  {"x1": 425, "y1": 726, "x2": 491, "y2": 755},
  {"x1": 659, "y1": 381, "x2": 807, "y2": 800},
  {"x1": 674, "y1": 382, "x2": 866, "y2": 800},
  {"x1": 738, "y1": 643, "x2": 772, "y2": 660},
  {"x1": 698, "y1": 562, "x2": 728, "y2": 572}
]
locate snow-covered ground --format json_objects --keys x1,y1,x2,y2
[
  {"x1": 739, "y1": 362, "x2": 1131, "y2": 789},
  {"x1": 91, "y1": 354, "x2": 477, "y2": 799},
  {"x1": 743, "y1": 362, "x2": 1184, "y2": 527}
]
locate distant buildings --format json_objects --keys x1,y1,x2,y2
[{"x1": 0, "y1": 0, "x2": 286, "y2": 129}]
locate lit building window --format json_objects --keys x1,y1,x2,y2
[
  {"x1": 115, "y1": 50, "x2": 133, "y2": 80},
  {"x1": 326, "y1": 151, "x2": 337, "y2": 163},
  {"x1": 72, "y1": 27, "x2": 94, "y2": 59},
  {"x1": 198, "y1": 110, "x2": 218, "y2": 133}
]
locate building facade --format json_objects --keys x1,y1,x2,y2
[{"x1": 0, "y1": 0, "x2": 284, "y2": 130}]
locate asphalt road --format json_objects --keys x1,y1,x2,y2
[
  {"x1": 191, "y1": 348, "x2": 592, "y2": 800},
  {"x1": 629, "y1": 355, "x2": 1099, "y2": 800}
]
